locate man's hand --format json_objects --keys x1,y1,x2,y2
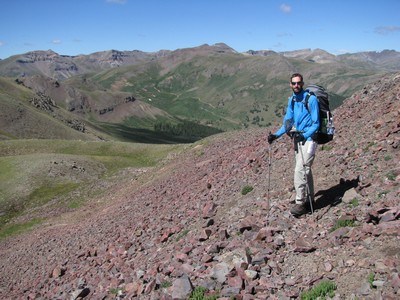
[
  {"x1": 267, "y1": 133, "x2": 277, "y2": 144},
  {"x1": 294, "y1": 133, "x2": 306, "y2": 145}
]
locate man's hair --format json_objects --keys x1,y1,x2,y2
[{"x1": 290, "y1": 73, "x2": 303, "y2": 82}]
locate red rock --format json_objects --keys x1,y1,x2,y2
[
  {"x1": 227, "y1": 276, "x2": 243, "y2": 288},
  {"x1": 202, "y1": 201, "x2": 216, "y2": 219},
  {"x1": 293, "y1": 237, "x2": 316, "y2": 253},
  {"x1": 199, "y1": 229, "x2": 212, "y2": 241}
]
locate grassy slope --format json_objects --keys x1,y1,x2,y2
[{"x1": 0, "y1": 139, "x2": 183, "y2": 238}]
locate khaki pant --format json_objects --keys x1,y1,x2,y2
[{"x1": 294, "y1": 140, "x2": 316, "y2": 204}]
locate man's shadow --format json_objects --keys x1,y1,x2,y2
[{"x1": 314, "y1": 177, "x2": 360, "y2": 210}]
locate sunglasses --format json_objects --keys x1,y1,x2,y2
[{"x1": 291, "y1": 81, "x2": 303, "y2": 86}]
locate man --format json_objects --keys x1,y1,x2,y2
[{"x1": 268, "y1": 73, "x2": 320, "y2": 217}]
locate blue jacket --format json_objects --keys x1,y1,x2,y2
[{"x1": 274, "y1": 89, "x2": 320, "y2": 140}]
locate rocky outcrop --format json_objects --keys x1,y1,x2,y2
[{"x1": 29, "y1": 92, "x2": 57, "y2": 112}]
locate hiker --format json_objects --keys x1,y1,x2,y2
[{"x1": 267, "y1": 73, "x2": 320, "y2": 217}]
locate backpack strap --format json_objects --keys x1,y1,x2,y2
[
  {"x1": 291, "y1": 93, "x2": 311, "y2": 112},
  {"x1": 304, "y1": 93, "x2": 311, "y2": 112}
]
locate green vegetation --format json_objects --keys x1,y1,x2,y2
[
  {"x1": 109, "y1": 287, "x2": 124, "y2": 295},
  {"x1": 175, "y1": 229, "x2": 190, "y2": 242},
  {"x1": 368, "y1": 272, "x2": 376, "y2": 289},
  {"x1": 188, "y1": 286, "x2": 218, "y2": 300},
  {"x1": 349, "y1": 198, "x2": 359, "y2": 208},
  {"x1": 385, "y1": 170, "x2": 396, "y2": 181},
  {"x1": 320, "y1": 144, "x2": 333, "y2": 151},
  {"x1": 384, "y1": 155, "x2": 392, "y2": 161},
  {"x1": 160, "y1": 281, "x2": 172, "y2": 288},
  {"x1": 329, "y1": 219, "x2": 357, "y2": 232},
  {"x1": 28, "y1": 182, "x2": 80, "y2": 208},
  {"x1": 364, "y1": 141, "x2": 376, "y2": 151},
  {"x1": 241, "y1": 185, "x2": 254, "y2": 195},
  {"x1": 378, "y1": 190, "x2": 389, "y2": 198},
  {"x1": 300, "y1": 280, "x2": 337, "y2": 300}
]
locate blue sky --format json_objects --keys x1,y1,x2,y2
[{"x1": 1, "y1": 0, "x2": 399, "y2": 59}]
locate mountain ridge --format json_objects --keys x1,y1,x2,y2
[
  {"x1": 0, "y1": 43, "x2": 399, "y2": 144},
  {"x1": 1, "y1": 44, "x2": 399, "y2": 80}
]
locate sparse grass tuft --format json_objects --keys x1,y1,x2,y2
[
  {"x1": 349, "y1": 198, "x2": 359, "y2": 208},
  {"x1": 378, "y1": 190, "x2": 389, "y2": 198},
  {"x1": 300, "y1": 280, "x2": 337, "y2": 300},
  {"x1": 368, "y1": 272, "x2": 376, "y2": 289},
  {"x1": 160, "y1": 281, "x2": 172, "y2": 288},
  {"x1": 364, "y1": 141, "x2": 376, "y2": 151},
  {"x1": 385, "y1": 170, "x2": 396, "y2": 181},
  {"x1": 320, "y1": 144, "x2": 333, "y2": 151},
  {"x1": 188, "y1": 286, "x2": 218, "y2": 300},
  {"x1": 241, "y1": 185, "x2": 253, "y2": 195},
  {"x1": 175, "y1": 229, "x2": 190, "y2": 242},
  {"x1": 109, "y1": 287, "x2": 123, "y2": 295},
  {"x1": 384, "y1": 155, "x2": 392, "y2": 161},
  {"x1": 330, "y1": 219, "x2": 357, "y2": 232}
]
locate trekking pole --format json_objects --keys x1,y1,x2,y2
[
  {"x1": 267, "y1": 143, "x2": 272, "y2": 204},
  {"x1": 298, "y1": 141, "x2": 314, "y2": 214}
]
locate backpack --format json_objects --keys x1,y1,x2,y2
[{"x1": 291, "y1": 84, "x2": 334, "y2": 144}]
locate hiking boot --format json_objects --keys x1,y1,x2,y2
[{"x1": 290, "y1": 202, "x2": 310, "y2": 217}]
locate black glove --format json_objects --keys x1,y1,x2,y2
[
  {"x1": 294, "y1": 133, "x2": 306, "y2": 145},
  {"x1": 267, "y1": 133, "x2": 277, "y2": 144}
]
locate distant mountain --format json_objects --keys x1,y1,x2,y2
[
  {"x1": 281, "y1": 48, "x2": 338, "y2": 64},
  {"x1": 338, "y1": 49, "x2": 400, "y2": 70},
  {"x1": 0, "y1": 43, "x2": 238, "y2": 81},
  {"x1": 0, "y1": 43, "x2": 398, "y2": 142},
  {"x1": 1, "y1": 44, "x2": 398, "y2": 80}
]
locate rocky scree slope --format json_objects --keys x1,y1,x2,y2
[{"x1": 0, "y1": 73, "x2": 399, "y2": 299}]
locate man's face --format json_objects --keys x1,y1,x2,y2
[{"x1": 290, "y1": 76, "x2": 303, "y2": 94}]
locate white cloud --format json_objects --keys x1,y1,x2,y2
[
  {"x1": 52, "y1": 39, "x2": 62, "y2": 44},
  {"x1": 280, "y1": 3, "x2": 291, "y2": 13},
  {"x1": 374, "y1": 26, "x2": 400, "y2": 35},
  {"x1": 0, "y1": 41, "x2": 4, "y2": 47}
]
